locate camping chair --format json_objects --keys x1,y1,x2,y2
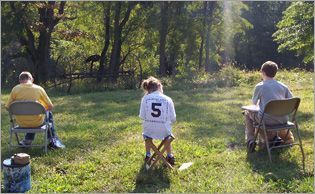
[
  {"x1": 253, "y1": 97, "x2": 305, "y2": 170},
  {"x1": 8, "y1": 100, "x2": 50, "y2": 153},
  {"x1": 145, "y1": 134, "x2": 175, "y2": 170}
]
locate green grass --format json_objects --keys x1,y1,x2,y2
[{"x1": 1, "y1": 70, "x2": 314, "y2": 192}]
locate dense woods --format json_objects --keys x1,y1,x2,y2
[{"x1": 1, "y1": 1, "x2": 314, "y2": 90}]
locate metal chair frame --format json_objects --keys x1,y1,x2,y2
[
  {"x1": 8, "y1": 100, "x2": 50, "y2": 153},
  {"x1": 253, "y1": 97, "x2": 305, "y2": 171}
]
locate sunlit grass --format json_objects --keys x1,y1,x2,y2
[{"x1": 1, "y1": 70, "x2": 313, "y2": 192}]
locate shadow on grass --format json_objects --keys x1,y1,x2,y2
[
  {"x1": 246, "y1": 149, "x2": 312, "y2": 191},
  {"x1": 132, "y1": 163, "x2": 170, "y2": 193},
  {"x1": 297, "y1": 111, "x2": 314, "y2": 140}
]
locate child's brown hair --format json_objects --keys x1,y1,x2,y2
[{"x1": 141, "y1": 76, "x2": 162, "y2": 94}]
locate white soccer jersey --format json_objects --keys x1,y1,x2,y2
[{"x1": 139, "y1": 91, "x2": 176, "y2": 139}]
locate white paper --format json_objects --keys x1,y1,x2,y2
[{"x1": 178, "y1": 162, "x2": 193, "y2": 171}]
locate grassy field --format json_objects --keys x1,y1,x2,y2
[{"x1": 1, "y1": 70, "x2": 314, "y2": 192}]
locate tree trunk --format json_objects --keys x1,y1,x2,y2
[
  {"x1": 109, "y1": 2, "x2": 134, "y2": 82},
  {"x1": 198, "y1": 38, "x2": 204, "y2": 71},
  {"x1": 37, "y1": 30, "x2": 51, "y2": 83},
  {"x1": 159, "y1": 2, "x2": 169, "y2": 76},
  {"x1": 136, "y1": 55, "x2": 143, "y2": 89},
  {"x1": 204, "y1": 1, "x2": 216, "y2": 73},
  {"x1": 13, "y1": 2, "x2": 66, "y2": 84},
  {"x1": 198, "y1": 2, "x2": 207, "y2": 71},
  {"x1": 97, "y1": 2, "x2": 111, "y2": 83},
  {"x1": 109, "y1": 2, "x2": 122, "y2": 82}
]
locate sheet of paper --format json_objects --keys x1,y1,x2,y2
[
  {"x1": 241, "y1": 105, "x2": 259, "y2": 112},
  {"x1": 178, "y1": 162, "x2": 193, "y2": 171}
]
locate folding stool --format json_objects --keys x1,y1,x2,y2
[{"x1": 145, "y1": 135, "x2": 175, "y2": 170}]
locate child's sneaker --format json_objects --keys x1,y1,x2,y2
[
  {"x1": 166, "y1": 156, "x2": 175, "y2": 166},
  {"x1": 144, "y1": 156, "x2": 155, "y2": 164},
  {"x1": 144, "y1": 156, "x2": 150, "y2": 163},
  {"x1": 270, "y1": 136, "x2": 283, "y2": 147},
  {"x1": 247, "y1": 140, "x2": 256, "y2": 153}
]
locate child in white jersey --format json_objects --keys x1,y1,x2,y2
[{"x1": 139, "y1": 76, "x2": 176, "y2": 165}]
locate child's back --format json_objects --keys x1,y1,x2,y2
[{"x1": 140, "y1": 91, "x2": 176, "y2": 139}]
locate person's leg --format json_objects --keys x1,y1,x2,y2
[
  {"x1": 145, "y1": 140, "x2": 151, "y2": 157},
  {"x1": 46, "y1": 111, "x2": 56, "y2": 139},
  {"x1": 277, "y1": 129, "x2": 294, "y2": 144},
  {"x1": 46, "y1": 111, "x2": 65, "y2": 149},
  {"x1": 165, "y1": 136, "x2": 173, "y2": 156},
  {"x1": 245, "y1": 110, "x2": 259, "y2": 142},
  {"x1": 143, "y1": 135, "x2": 152, "y2": 157},
  {"x1": 21, "y1": 133, "x2": 35, "y2": 145},
  {"x1": 165, "y1": 137, "x2": 175, "y2": 165},
  {"x1": 245, "y1": 110, "x2": 261, "y2": 152}
]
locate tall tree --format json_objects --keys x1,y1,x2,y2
[
  {"x1": 204, "y1": 1, "x2": 217, "y2": 72},
  {"x1": 108, "y1": 2, "x2": 136, "y2": 82},
  {"x1": 158, "y1": 1, "x2": 169, "y2": 76},
  {"x1": 234, "y1": 1, "x2": 300, "y2": 69},
  {"x1": 273, "y1": 1, "x2": 314, "y2": 65},
  {"x1": 9, "y1": 1, "x2": 66, "y2": 84},
  {"x1": 97, "y1": 2, "x2": 111, "y2": 83}
]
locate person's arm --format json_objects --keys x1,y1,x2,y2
[
  {"x1": 139, "y1": 97, "x2": 146, "y2": 119},
  {"x1": 252, "y1": 85, "x2": 261, "y2": 105},
  {"x1": 286, "y1": 88, "x2": 293, "y2": 98},
  {"x1": 39, "y1": 87, "x2": 54, "y2": 111},
  {"x1": 169, "y1": 99, "x2": 176, "y2": 123},
  {"x1": 5, "y1": 88, "x2": 16, "y2": 111}
]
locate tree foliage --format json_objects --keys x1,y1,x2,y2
[
  {"x1": 1, "y1": 1, "x2": 312, "y2": 90},
  {"x1": 273, "y1": 2, "x2": 314, "y2": 64}
]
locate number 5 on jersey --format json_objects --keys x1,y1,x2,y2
[{"x1": 151, "y1": 103, "x2": 162, "y2": 117}]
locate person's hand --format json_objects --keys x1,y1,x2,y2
[{"x1": 47, "y1": 105, "x2": 53, "y2": 111}]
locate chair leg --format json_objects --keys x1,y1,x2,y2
[
  {"x1": 44, "y1": 129, "x2": 48, "y2": 153},
  {"x1": 9, "y1": 130, "x2": 13, "y2": 154},
  {"x1": 145, "y1": 137, "x2": 174, "y2": 170},
  {"x1": 295, "y1": 123, "x2": 305, "y2": 172},
  {"x1": 253, "y1": 128, "x2": 259, "y2": 144},
  {"x1": 283, "y1": 129, "x2": 290, "y2": 142},
  {"x1": 15, "y1": 133, "x2": 20, "y2": 144},
  {"x1": 262, "y1": 127, "x2": 272, "y2": 162},
  {"x1": 145, "y1": 139, "x2": 155, "y2": 164},
  {"x1": 151, "y1": 142, "x2": 173, "y2": 169},
  {"x1": 148, "y1": 138, "x2": 167, "y2": 164},
  {"x1": 150, "y1": 137, "x2": 174, "y2": 169},
  {"x1": 147, "y1": 141, "x2": 163, "y2": 168}
]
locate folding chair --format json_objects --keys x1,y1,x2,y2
[
  {"x1": 145, "y1": 134, "x2": 175, "y2": 170},
  {"x1": 253, "y1": 97, "x2": 305, "y2": 170},
  {"x1": 8, "y1": 100, "x2": 50, "y2": 153}
]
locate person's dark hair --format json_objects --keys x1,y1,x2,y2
[
  {"x1": 141, "y1": 76, "x2": 162, "y2": 94},
  {"x1": 19, "y1": 71, "x2": 33, "y2": 82},
  {"x1": 260, "y1": 61, "x2": 278, "y2": 78}
]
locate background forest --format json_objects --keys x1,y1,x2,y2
[
  {"x1": 1, "y1": 2, "x2": 314, "y2": 192},
  {"x1": 1, "y1": 1, "x2": 314, "y2": 92}
]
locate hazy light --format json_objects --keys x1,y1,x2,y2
[{"x1": 222, "y1": 0, "x2": 234, "y2": 64}]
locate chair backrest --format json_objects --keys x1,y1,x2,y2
[
  {"x1": 9, "y1": 100, "x2": 46, "y2": 115},
  {"x1": 263, "y1": 97, "x2": 300, "y2": 117}
]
